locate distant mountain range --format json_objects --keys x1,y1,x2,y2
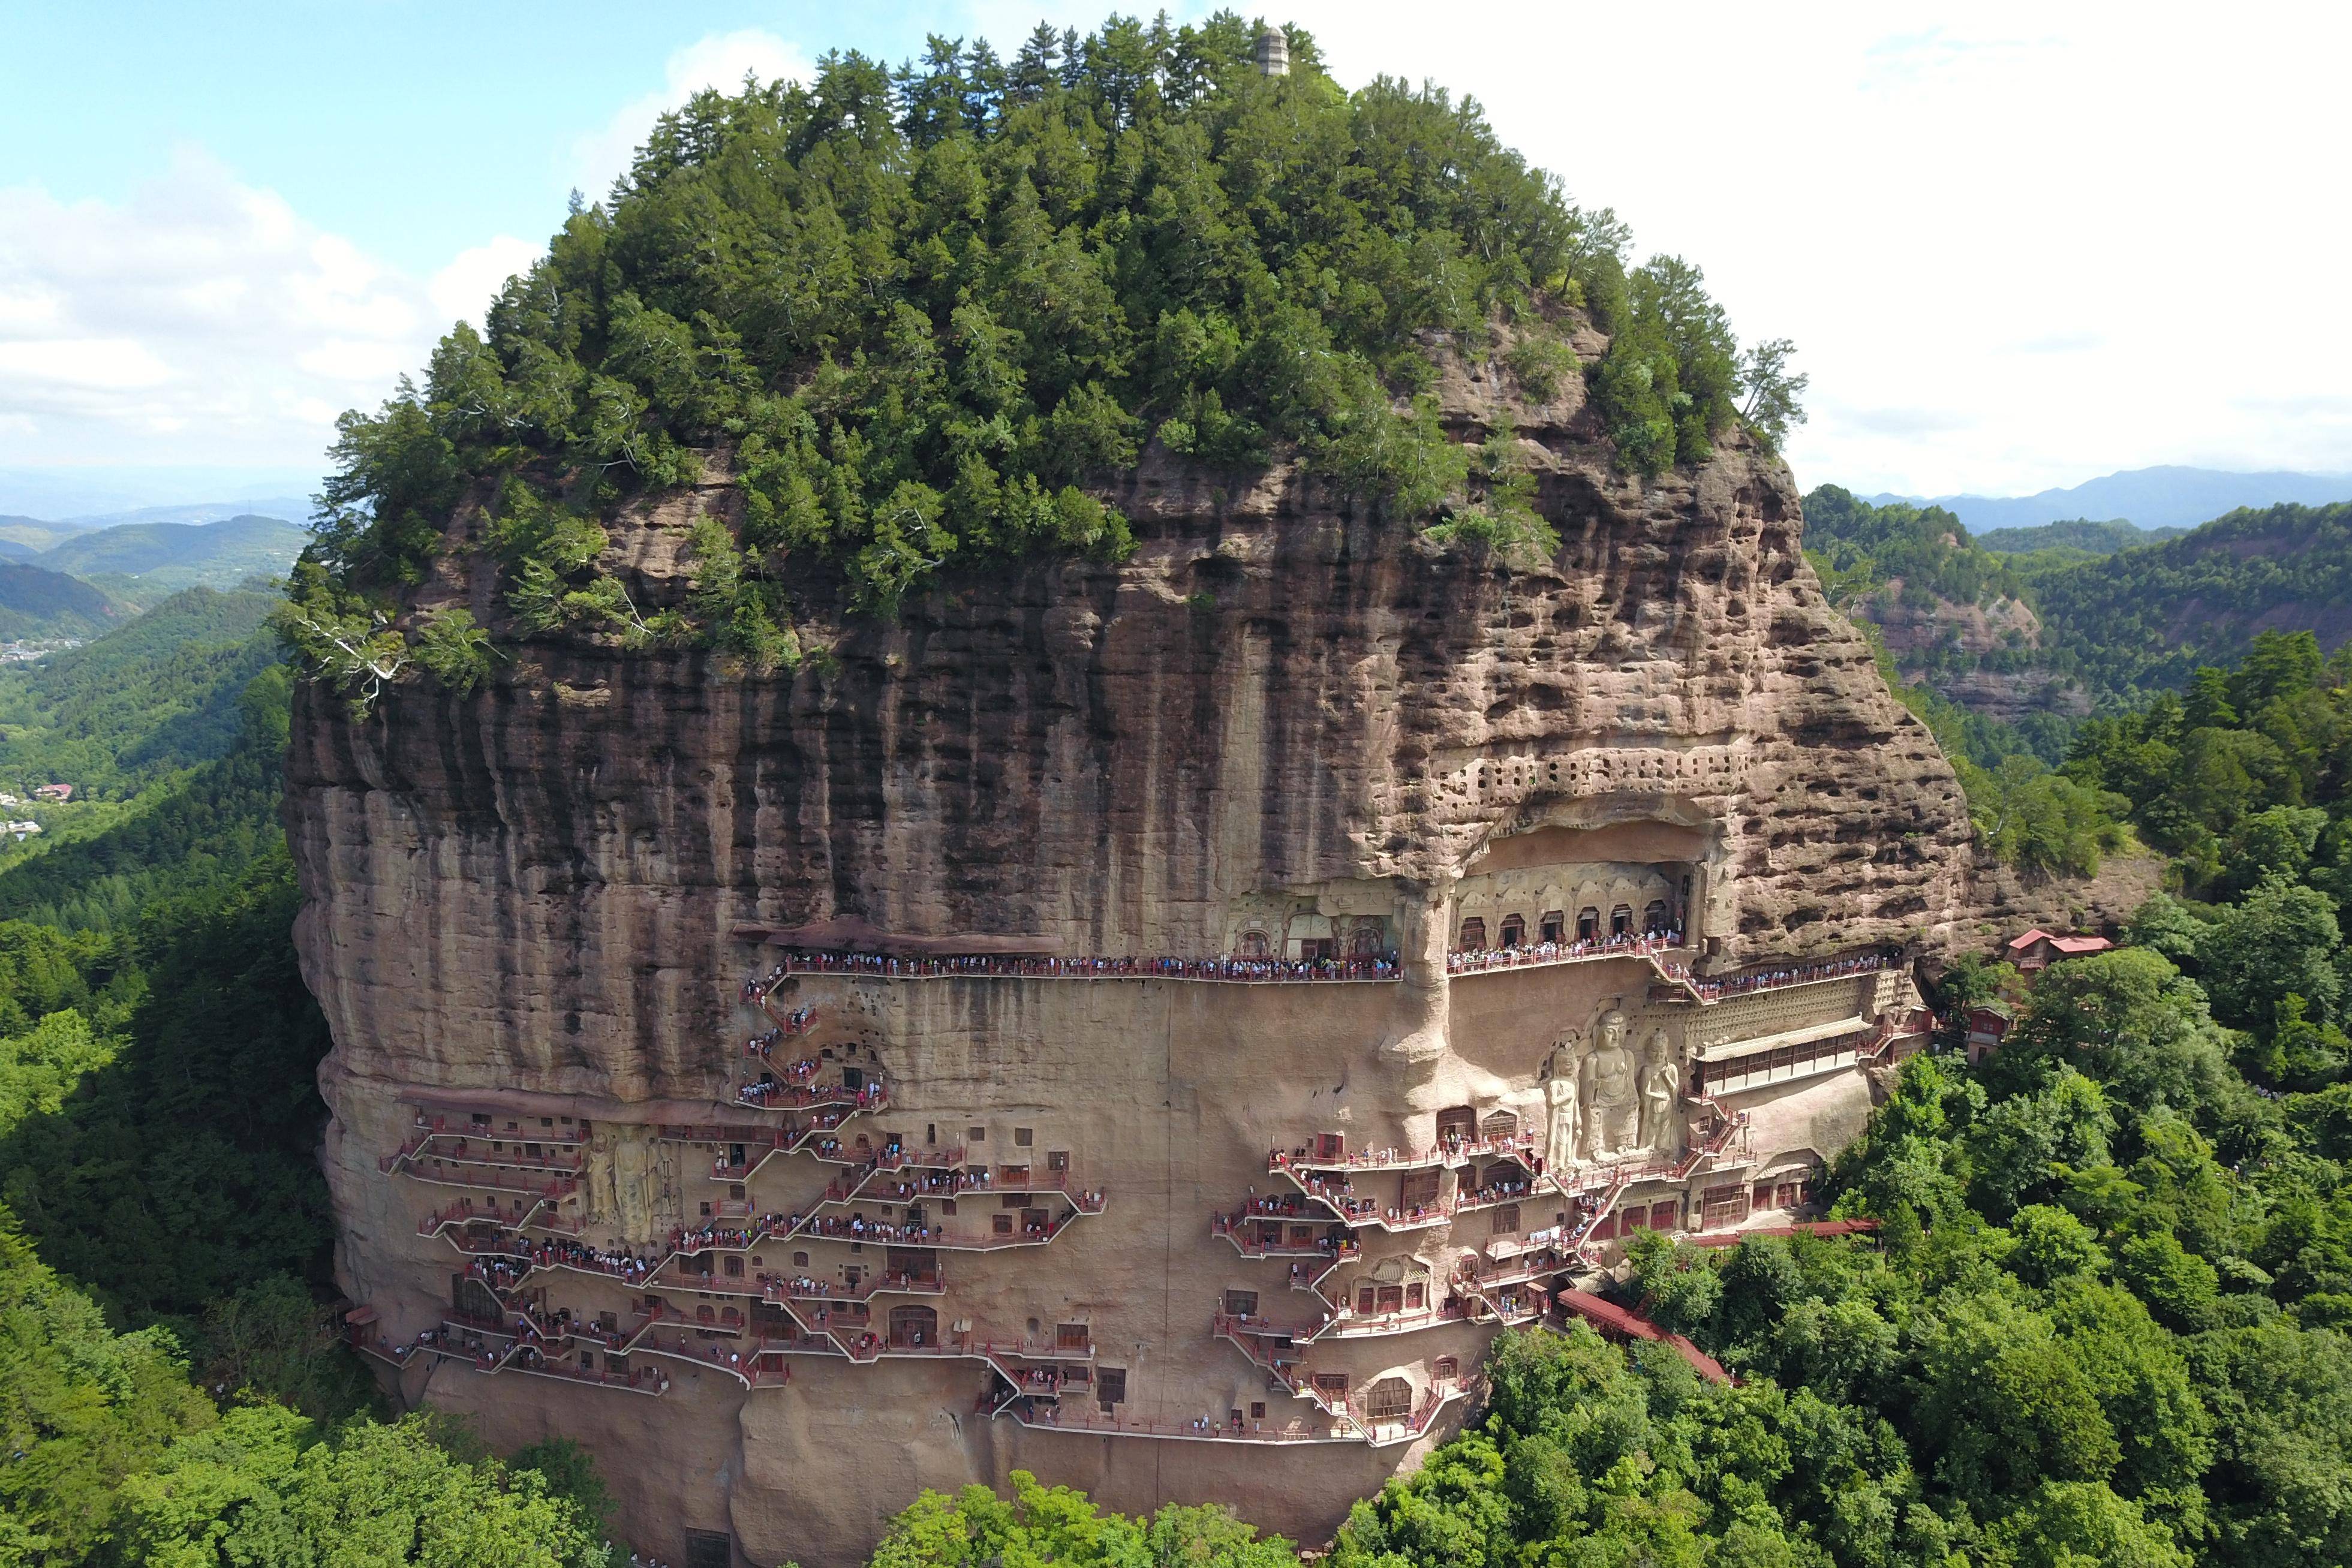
[
  {"x1": 0, "y1": 512, "x2": 310, "y2": 639},
  {"x1": 1864, "y1": 465, "x2": 2352, "y2": 534},
  {"x1": 29, "y1": 514, "x2": 311, "y2": 592},
  {"x1": 0, "y1": 466, "x2": 319, "y2": 521}
]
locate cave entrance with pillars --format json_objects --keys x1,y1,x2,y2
[{"x1": 1448, "y1": 817, "x2": 1717, "y2": 954}]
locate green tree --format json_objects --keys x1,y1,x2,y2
[
  {"x1": 116, "y1": 1409, "x2": 609, "y2": 1568},
  {"x1": 2200, "y1": 875, "x2": 2344, "y2": 1030}
]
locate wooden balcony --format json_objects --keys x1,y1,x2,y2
[
  {"x1": 1318, "y1": 1295, "x2": 1473, "y2": 1340},
  {"x1": 1271, "y1": 1167, "x2": 1456, "y2": 1232},
  {"x1": 735, "y1": 1079, "x2": 891, "y2": 1114},
  {"x1": 992, "y1": 1396, "x2": 1363, "y2": 1445},
  {"x1": 416, "y1": 1191, "x2": 560, "y2": 1237},
  {"x1": 1269, "y1": 1129, "x2": 1536, "y2": 1177}
]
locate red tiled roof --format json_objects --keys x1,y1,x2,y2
[
  {"x1": 1682, "y1": 1218, "x2": 1881, "y2": 1248},
  {"x1": 1556, "y1": 1290, "x2": 1730, "y2": 1383},
  {"x1": 2047, "y1": 935, "x2": 2112, "y2": 954},
  {"x1": 1559, "y1": 1288, "x2": 1648, "y2": 1337},
  {"x1": 2006, "y1": 929, "x2": 2053, "y2": 952}
]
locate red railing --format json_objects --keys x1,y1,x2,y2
[
  {"x1": 995, "y1": 1399, "x2": 1358, "y2": 1443},
  {"x1": 757, "y1": 950, "x2": 1400, "y2": 985},
  {"x1": 397, "y1": 1109, "x2": 591, "y2": 1146},
  {"x1": 780, "y1": 1268, "x2": 944, "y2": 1303},
  {"x1": 1270, "y1": 1130, "x2": 1536, "y2": 1175},
  {"x1": 1211, "y1": 1214, "x2": 1360, "y2": 1261},
  {"x1": 736, "y1": 1080, "x2": 891, "y2": 1113},
  {"x1": 1321, "y1": 1295, "x2": 1472, "y2": 1338},
  {"x1": 416, "y1": 1190, "x2": 560, "y2": 1236},
  {"x1": 1662, "y1": 951, "x2": 1888, "y2": 1004},
  {"x1": 506, "y1": 1353, "x2": 669, "y2": 1395},
  {"x1": 408, "y1": 1164, "x2": 579, "y2": 1199}
]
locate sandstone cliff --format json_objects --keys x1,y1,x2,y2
[
  {"x1": 288, "y1": 362, "x2": 1990, "y2": 1564},
  {"x1": 290, "y1": 351, "x2": 1980, "y2": 1088}
]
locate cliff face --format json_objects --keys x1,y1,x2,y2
[
  {"x1": 288, "y1": 383, "x2": 1984, "y2": 1564},
  {"x1": 290, "y1": 418, "x2": 1975, "y2": 1090}
]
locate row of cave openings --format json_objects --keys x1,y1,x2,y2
[{"x1": 1457, "y1": 899, "x2": 1674, "y2": 953}]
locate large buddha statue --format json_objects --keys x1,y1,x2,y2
[{"x1": 1584, "y1": 1009, "x2": 1640, "y2": 1157}]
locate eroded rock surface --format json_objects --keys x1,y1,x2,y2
[{"x1": 291, "y1": 411, "x2": 1987, "y2": 1564}]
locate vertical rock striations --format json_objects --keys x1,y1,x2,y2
[{"x1": 290, "y1": 405, "x2": 1978, "y2": 1564}]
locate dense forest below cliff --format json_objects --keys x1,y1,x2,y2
[{"x1": 279, "y1": 11, "x2": 1804, "y2": 706}]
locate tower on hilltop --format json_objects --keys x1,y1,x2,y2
[{"x1": 1255, "y1": 23, "x2": 1289, "y2": 76}]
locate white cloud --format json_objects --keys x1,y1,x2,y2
[
  {"x1": 8, "y1": 8, "x2": 2347, "y2": 498},
  {"x1": 1288, "y1": 0, "x2": 2352, "y2": 495},
  {"x1": 429, "y1": 234, "x2": 543, "y2": 330},
  {"x1": 569, "y1": 29, "x2": 813, "y2": 201},
  {"x1": 0, "y1": 149, "x2": 435, "y2": 468}
]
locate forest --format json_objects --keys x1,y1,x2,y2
[
  {"x1": 278, "y1": 12, "x2": 1798, "y2": 700},
  {"x1": 1802, "y1": 488, "x2": 2352, "y2": 732},
  {"x1": 8, "y1": 11, "x2": 2352, "y2": 1568}
]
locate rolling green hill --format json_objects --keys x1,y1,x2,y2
[
  {"x1": 2028, "y1": 501, "x2": 2352, "y2": 700},
  {"x1": 0, "y1": 512, "x2": 97, "y2": 554},
  {"x1": 0, "y1": 586, "x2": 279, "y2": 802},
  {"x1": 1973, "y1": 517, "x2": 2189, "y2": 555},
  {"x1": 1805, "y1": 489, "x2": 2352, "y2": 747},
  {"x1": 33, "y1": 512, "x2": 310, "y2": 597},
  {"x1": 0, "y1": 559, "x2": 123, "y2": 640}
]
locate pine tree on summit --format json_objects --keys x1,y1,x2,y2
[{"x1": 278, "y1": 11, "x2": 1801, "y2": 708}]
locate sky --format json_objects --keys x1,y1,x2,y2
[{"x1": 1, "y1": 0, "x2": 2346, "y2": 504}]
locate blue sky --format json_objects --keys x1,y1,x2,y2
[
  {"x1": 2, "y1": 2, "x2": 1032, "y2": 278},
  {"x1": 3, "y1": 1, "x2": 2347, "y2": 505}
]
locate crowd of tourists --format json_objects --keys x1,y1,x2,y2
[
  {"x1": 1457, "y1": 1172, "x2": 1535, "y2": 1210},
  {"x1": 736, "y1": 1076, "x2": 888, "y2": 1110},
  {"x1": 777, "y1": 1266, "x2": 940, "y2": 1299},
  {"x1": 672, "y1": 1217, "x2": 787, "y2": 1256},
  {"x1": 743, "y1": 1009, "x2": 817, "y2": 1058},
  {"x1": 1268, "y1": 1127, "x2": 1536, "y2": 1172},
  {"x1": 521, "y1": 1236, "x2": 665, "y2": 1283},
  {"x1": 760, "y1": 949, "x2": 1400, "y2": 983},
  {"x1": 1446, "y1": 927, "x2": 1683, "y2": 974},
  {"x1": 1668, "y1": 950, "x2": 1887, "y2": 1001}
]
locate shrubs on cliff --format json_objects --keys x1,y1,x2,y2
[{"x1": 290, "y1": 11, "x2": 1801, "y2": 703}]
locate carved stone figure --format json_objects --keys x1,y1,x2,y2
[
  {"x1": 1584, "y1": 1009, "x2": 1640, "y2": 1157},
  {"x1": 613, "y1": 1128, "x2": 655, "y2": 1239},
  {"x1": 585, "y1": 1124, "x2": 619, "y2": 1226},
  {"x1": 1639, "y1": 1027, "x2": 1680, "y2": 1155},
  {"x1": 1542, "y1": 1048, "x2": 1583, "y2": 1167},
  {"x1": 652, "y1": 1136, "x2": 682, "y2": 1231}
]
